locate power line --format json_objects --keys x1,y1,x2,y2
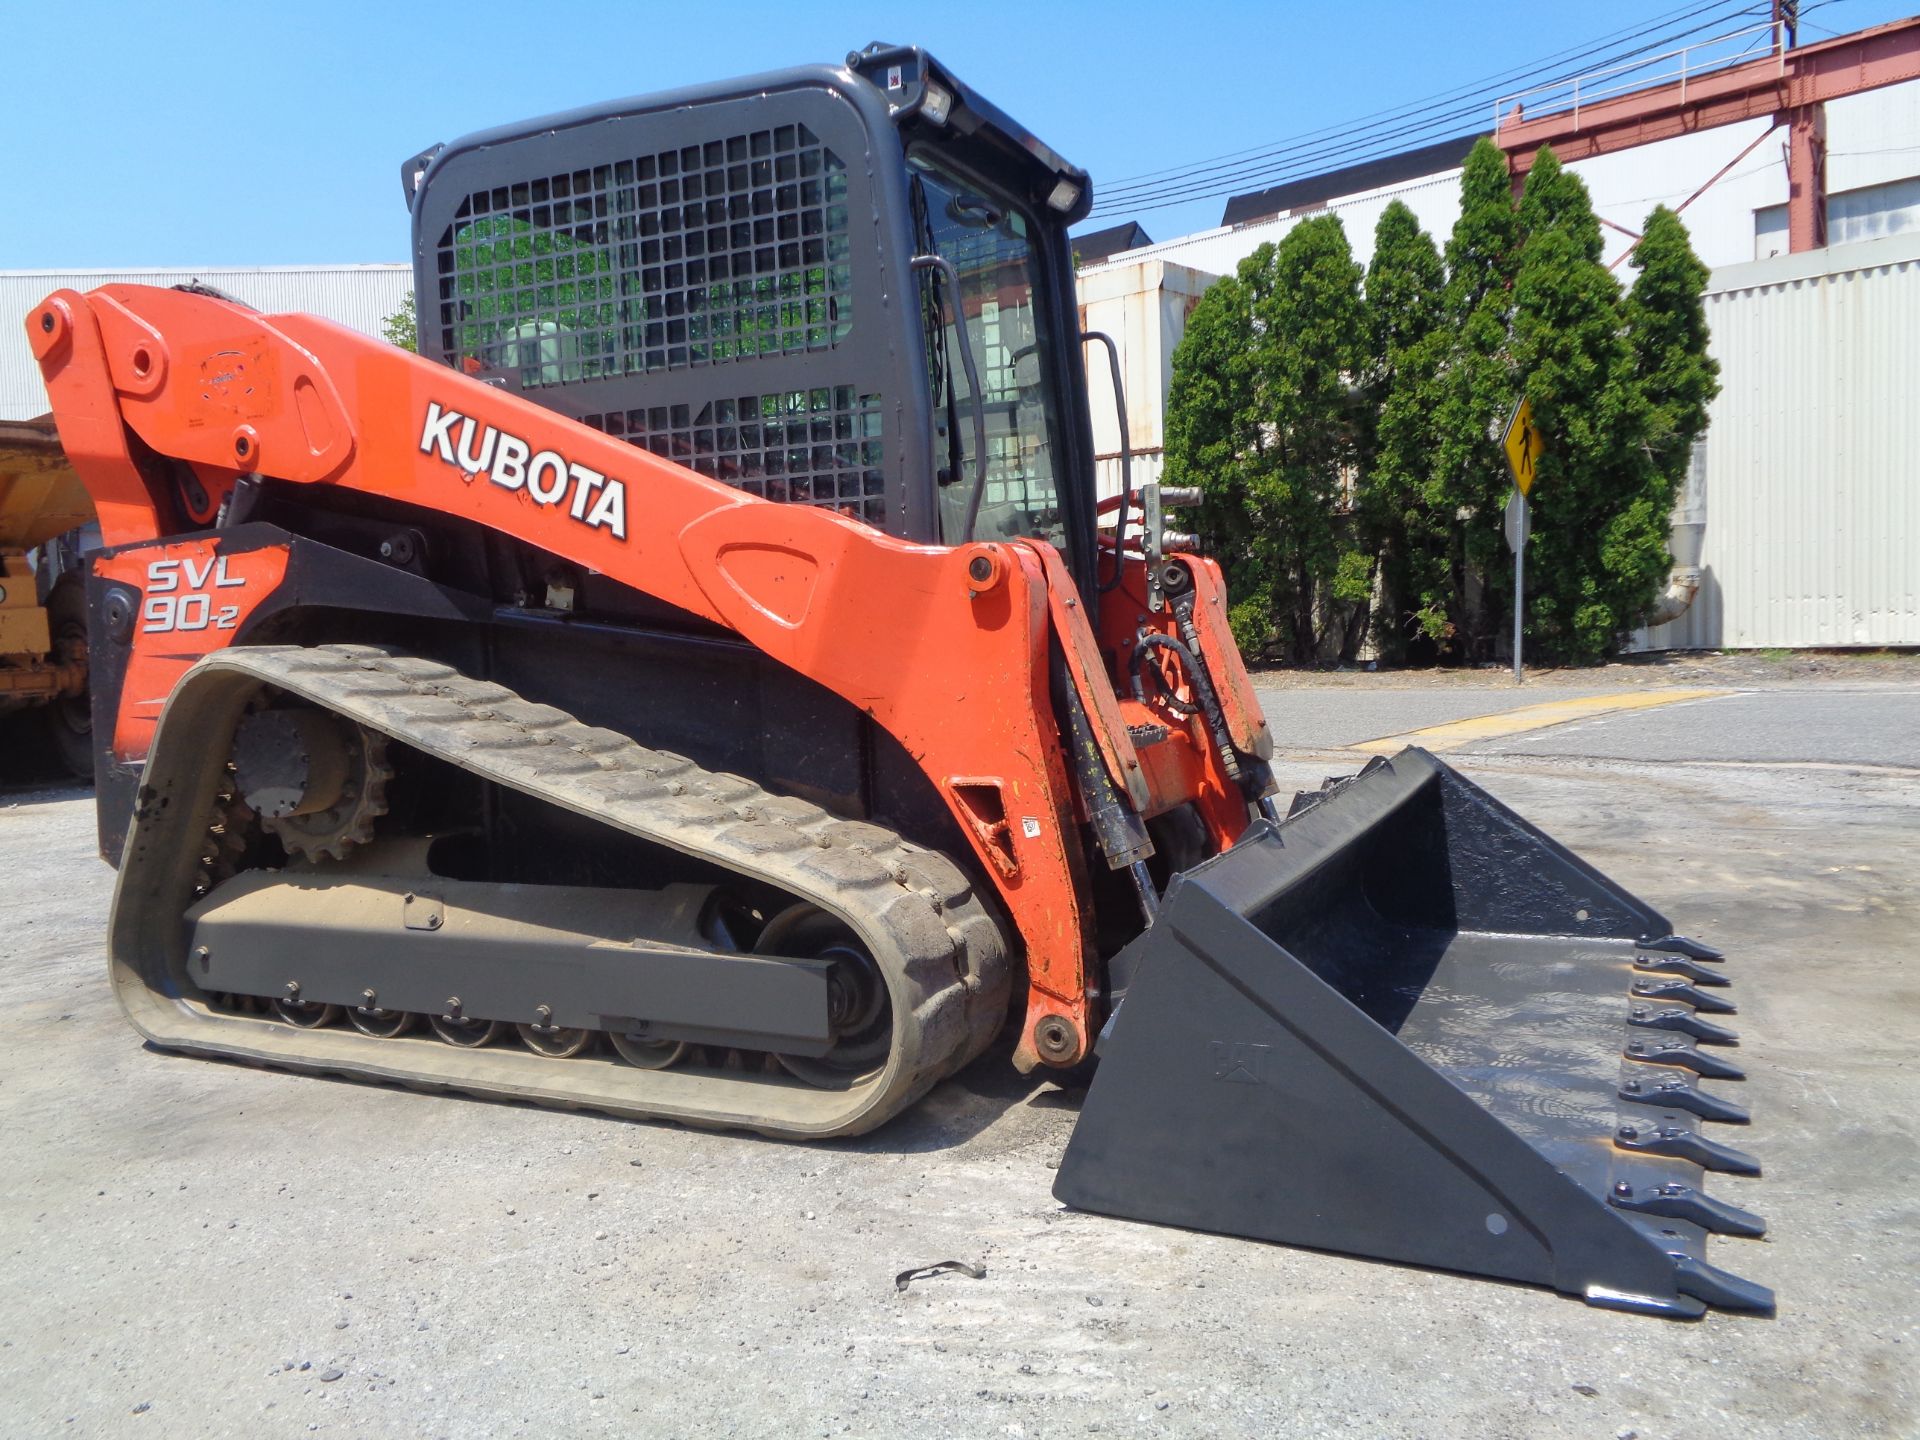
[
  {"x1": 1096, "y1": 0, "x2": 1747, "y2": 193},
  {"x1": 1089, "y1": 2, "x2": 1769, "y2": 217},
  {"x1": 1096, "y1": 2, "x2": 1758, "y2": 207},
  {"x1": 1098, "y1": 0, "x2": 1748, "y2": 200},
  {"x1": 1093, "y1": 2, "x2": 1762, "y2": 213}
]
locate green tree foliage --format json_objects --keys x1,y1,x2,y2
[
  {"x1": 1511, "y1": 150, "x2": 1662, "y2": 661},
  {"x1": 1362, "y1": 201, "x2": 1446, "y2": 657},
  {"x1": 1444, "y1": 138, "x2": 1523, "y2": 307},
  {"x1": 381, "y1": 292, "x2": 417, "y2": 352},
  {"x1": 1165, "y1": 268, "x2": 1263, "y2": 646},
  {"x1": 1626, "y1": 205, "x2": 1721, "y2": 485},
  {"x1": 1169, "y1": 135, "x2": 1718, "y2": 668},
  {"x1": 449, "y1": 216, "x2": 614, "y2": 378},
  {"x1": 1425, "y1": 138, "x2": 1523, "y2": 654},
  {"x1": 1165, "y1": 217, "x2": 1368, "y2": 662}
]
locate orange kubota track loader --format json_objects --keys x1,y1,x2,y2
[{"x1": 28, "y1": 45, "x2": 1769, "y2": 1318}]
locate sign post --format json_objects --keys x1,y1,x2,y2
[{"x1": 1501, "y1": 398, "x2": 1544, "y2": 684}]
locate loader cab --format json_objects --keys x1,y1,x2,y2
[{"x1": 404, "y1": 44, "x2": 1101, "y2": 596}]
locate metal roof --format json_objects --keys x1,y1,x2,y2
[
  {"x1": 1, "y1": 265, "x2": 411, "y2": 420},
  {"x1": 1220, "y1": 132, "x2": 1491, "y2": 228},
  {"x1": 1071, "y1": 221, "x2": 1155, "y2": 265}
]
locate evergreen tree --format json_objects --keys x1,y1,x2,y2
[
  {"x1": 1426, "y1": 138, "x2": 1522, "y2": 655},
  {"x1": 1517, "y1": 148, "x2": 1604, "y2": 263},
  {"x1": 1169, "y1": 141, "x2": 1716, "y2": 669},
  {"x1": 1254, "y1": 216, "x2": 1370, "y2": 661},
  {"x1": 1444, "y1": 138, "x2": 1522, "y2": 313},
  {"x1": 1166, "y1": 216, "x2": 1368, "y2": 661},
  {"x1": 1626, "y1": 205, "x2": 1720, "y2": 486},
  {"x1": 1509, "y1": 148, "x2": 1649, "y2": 660},
  {"x1": 1363, "y1": 201, "x2": 1447, "y2": 657},
  {"x1": 1165, "y1": 265, "x2": 1268, "y2": 649},
  {"x1": 1368, "y1": 201, "x2": 1446, "y2": 362}
]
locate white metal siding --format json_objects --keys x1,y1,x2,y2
[
  {"x1": 1089, "y1": 168, "x2": 1466, "y2": 280},
  {"x1": 1637, "y1": 233, "x2": 1920, "y2": 649},
  {"x1": 1, "y1": 266, "x2": 412, "y2": 419},
  {"x1": 1075, "y1": 260, "x2": 1216, "y2": 502}
]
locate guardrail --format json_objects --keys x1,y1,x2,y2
[{"x1": 1495, "y1": 22, "x2": 1785, "y2": 132}]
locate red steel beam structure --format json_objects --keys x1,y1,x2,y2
[{"x1": 1496, "y1": 16, "x2": 1920, "y2": 251}]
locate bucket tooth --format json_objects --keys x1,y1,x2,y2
[
  {"x1": 1287, "y1": 786, "x2": 1333, "y2": 818},
  {"x1": 1616, "y1": 1122, "x2": 1761, "y2": 1175},
  {"x1": 1633, "y1": 954, "x2": 1730, "y2": 986},
  {"x1": 1631, "y1": 976, "x2": 1736, "y2": 1014},
  {"x1": 1628, "y1": 1003, "x2": 1740, "y2": 1045},
  {"x1": 1611, "y1": 1180, "x2": 1767, "y2": 1238},
  {"x1": 1057, "y1": 747, "x2": 1770, "y2": 1318},
  {"x1": 1672, "y1": 1255, "x2": 1775, "y2": 1314},
  {"x1": 1620, "y1": 1071, "x2": 1750, "y2": 1124},
  {"x1": 1642, "y1": 934, "x2": 1725, "y2": 963},
  {"x1": 1623, "y1": 1036, "x2": 1746, "y2": 1081}
]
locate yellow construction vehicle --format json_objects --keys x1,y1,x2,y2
[{"x1": 0, "y1": 418, "x2": 92, "y2": 775}]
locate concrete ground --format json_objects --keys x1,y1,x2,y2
[{"x1": 1, "y1": 675, "x2": 1915, "y2": 1438}]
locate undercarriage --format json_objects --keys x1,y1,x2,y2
[{"x1": 116, "y1": 645, "x2": 1008, "y2": 1138}]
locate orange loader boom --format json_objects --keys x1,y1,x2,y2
[{"x1": 30, "y1": 280, "x2": 1272, "y2": 1071}]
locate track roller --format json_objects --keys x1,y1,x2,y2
[
  {"x1": 518, "y1": 1020, "x2": 596, "y2": 1058},
  {"x1": 430, "y1": 1014, "x2": 503, "y2": 1048}
]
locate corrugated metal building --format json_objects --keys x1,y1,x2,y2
[
  {"x1": 1634, "y1": 233, "x2": 1920, "y2": 650},
  {"x1": 0, "y1": 266, "x2": 411, "y2": 420}
]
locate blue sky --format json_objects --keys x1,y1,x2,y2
[{"x1": 4, "y1": 0, "x2": 1910, "y2": 267}]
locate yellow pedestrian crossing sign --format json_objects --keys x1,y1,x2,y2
[{"x1": 1503, "y1": 397, "x2": 1544, "y2": 496}]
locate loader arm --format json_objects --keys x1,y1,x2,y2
[{"x1": 30, "y1": 281, "x2": 1267, "y2": 1068}]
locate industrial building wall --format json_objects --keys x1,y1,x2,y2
[
  {"x1": 0, "y1": 266, "x2": 412, "y2": 419},
  {"x1": 1075, "y1": 260, "x2": 1218, "y2": 502},
  {"x1": 1635, "y1": 233, "x2": 1920, "y2": 650},
  {"x1": 1090, "y1": 167, "x2": 1463, "y2": 280}
]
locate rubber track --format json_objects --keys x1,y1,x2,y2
[{"x1": 113, "y1": 644, "x2": 1011, "y2": 1138}]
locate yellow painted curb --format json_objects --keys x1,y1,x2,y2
[{"x1": 1351, "y1": 688, "x2": 1732, "y2": 755}]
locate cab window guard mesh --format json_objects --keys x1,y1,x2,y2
[
  {"x1": 581, "y1": 385, "x2": 885, "y2": 526},
  {"x1": 434, "y1": 124, "x2": 854, "y2": 388}
]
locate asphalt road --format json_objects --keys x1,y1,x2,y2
[
  {"x1": 1464, "y1": 688, "x2": 1920, "y2": 769},
  {"x1": 1, "y1": 679, "x2": 1915, "y2": 1439},
  {"x1": 1256, "y1": 685, "x2": 1625, "y2": 753},
  {"x1": 1258, "y1": 681, "x2": 1920, "y2": 770}
]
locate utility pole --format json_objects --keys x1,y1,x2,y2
[{"x1": 1775, "y1": 0, "x2": 1799, "y2": 51}]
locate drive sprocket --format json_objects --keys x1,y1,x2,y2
[{"x1": 232, "y1": 706, "x2": 392, "y2": 862}]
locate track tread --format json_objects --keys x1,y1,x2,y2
[{"x1": 117, "y1": 644, "x2": 1011, "y2": 1138}]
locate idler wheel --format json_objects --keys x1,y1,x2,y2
[{"x1": 757, "y1": 904, "x2": 892, "y2": 1088}]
